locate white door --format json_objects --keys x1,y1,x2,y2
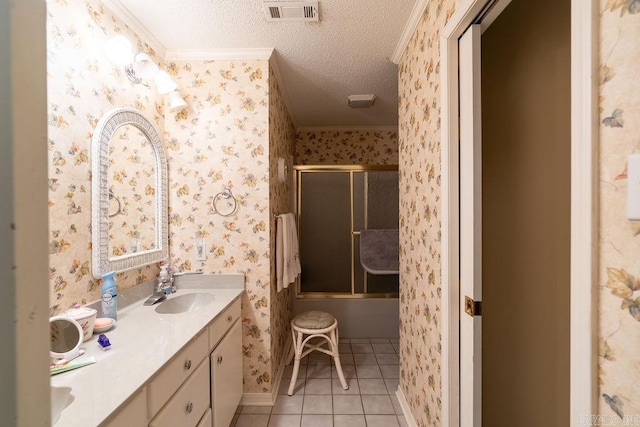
[{"x1": 459, "y1": 23, "x2": 482, "y2": 427}]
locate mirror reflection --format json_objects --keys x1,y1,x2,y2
[
  {"x1": 107, "y1": 124, "x2": 157, "y2": 257},
  {"x1": 50, "y1": 317, "x2": 83, "y2": 361}
]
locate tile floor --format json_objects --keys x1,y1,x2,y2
[{"x1": 231, "y1": 338, "x2": 406, "y2": 427}]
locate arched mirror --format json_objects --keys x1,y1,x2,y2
[{"x1": 91, "y1": 108, "x2": 168, "y2": 277}]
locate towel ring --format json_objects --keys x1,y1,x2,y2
[
  {"x1": 212, "y1": 188, "x2": 237, "y2": 217},
  {"x1": 108, "y1": 190, "x2": 122, "y2": 218}
]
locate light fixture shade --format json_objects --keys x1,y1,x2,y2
[
  {"x1": 155, "y1": 71, "x2": 178, "y2": 95},
  {"x1": 168, "y1": 91, "x2": 187, "y2": 112},
  {"x1": 133, "y1": 53, "x2": 159, "y2": 80},
  {"x1": 104, "y1": 36, "x2": 134, "y2": 66}
]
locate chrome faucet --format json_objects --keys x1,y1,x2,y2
[{"x1": 143, "y1": 264, "x2": 174, "y2": 306}]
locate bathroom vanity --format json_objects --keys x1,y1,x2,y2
[{"x1": 51, "y1": 274, "x2": 244, "y2": 427}]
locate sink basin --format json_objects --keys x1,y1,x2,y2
[
  {"x1": 155, "y1": 293, "x2": 215, "y2": 314},
  {"x1": 51, "y1": 386, "x2": 74, "y2": 425}
]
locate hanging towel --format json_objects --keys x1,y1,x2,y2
[
  {"x1": 359, "y1": 229, "x2": 399, "y2": 275},
  {"x1": 276, "y1": 213, "x2": 302, "y2": 292}
]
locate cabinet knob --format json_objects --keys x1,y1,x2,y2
[
  {"x1": 227, "y1": 315, "x2": 233, "y2": 322},
  {"x1": 186, "y1": 402, "x2": 193, "y2": 414},
  {"x1": 217, "y1": 355, "x2": 223, "y2": 364},
  {"x1": 184, "y1": 360, "x2": 192, "y2": 370}
]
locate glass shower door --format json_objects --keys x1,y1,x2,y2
[
  {"x1": 298, "y1": 171, "x2": 352, "y2": 294},
  {"x1": 296, "y1": 166, "x2": 398, "y2": 298}
]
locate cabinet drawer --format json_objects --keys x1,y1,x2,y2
[
  {"x1": 196, "y1": 408, "x2": 212, "y2": 427},
  {"x1": 101, "y1": 388, "x2": 147, "y2": 427},
  {"x1": 148, "y1": 330, "x2": 208, "y2": 417},
  {"x1": 208, "y1": 298, "x2": 241, "y2": 350},
  {"x1": 149, "y1": 359, "x2": 210, "y2": 427}
]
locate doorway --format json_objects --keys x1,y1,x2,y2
[
  {"x1": 454, "y1": 0, "x2": 573, "y2": 425},
  {"x1": 479, "y1": 0, "x2": 571, "y2": 424}
]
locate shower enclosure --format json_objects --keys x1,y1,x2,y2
[{"x1": 294, "y1": 165, "x2": 399, "y2": 298}]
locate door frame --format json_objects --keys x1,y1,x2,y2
[{"x1": 439, "y1": 0, "x2": 599, "y2": 426}]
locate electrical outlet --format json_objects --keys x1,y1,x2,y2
[{"x1": 195, "y1": 239, "x2": 207, "y2": 261}]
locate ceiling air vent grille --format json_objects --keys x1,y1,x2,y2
[{"x1": 263, "y1": 2, "x2": 319, "y2": 22}]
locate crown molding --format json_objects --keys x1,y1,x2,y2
[
  {"x1": 165, "y1": 48, "x2": 276, "y2": 61},
  {"x1": 295, "y1": 126, "x2": 398, "y2": 133},
  {"x1": 101, "y1": 0, "x2": 167, "y2": 58},
  {"x1": 391, "y1": 0, "x2": 429, "y2": 64}
]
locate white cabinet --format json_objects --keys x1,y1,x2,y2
[
  {"x1": 209, "y1": 298, "x2": 241, "y2": 350},
  {"x1": 102, "y1": 388, "x2": 147, "y2": 427},
  {"x1": 211, "y1": 319, "x2": 242, "y2": 427},
  {"x1": 148, "y1": 330, "x2": 209, "y2": 418},
  {"x1": 197, "y1": 408, "x2": 212, "y2": 427},
  {"x1": 149, "y1": 359, "x2": 210, "y2": 427},
  {"x1": 98, "y1": 296, "x2": 243, "y2": 427}
]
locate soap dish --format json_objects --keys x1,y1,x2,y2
[{"x1": 93, "y1": 318, "x2": 115, "y2": 334}]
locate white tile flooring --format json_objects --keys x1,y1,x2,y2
[{"x1": 231, "y1": 338, "x2": 406, "y2": 427}]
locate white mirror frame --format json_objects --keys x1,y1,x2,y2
[{"x1": 91, "y1": 108, "x2": 168, "y2": 277}]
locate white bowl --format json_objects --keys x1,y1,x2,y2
[{"x1": 62, "y1": 305, "x2": 97, "y2": 342}]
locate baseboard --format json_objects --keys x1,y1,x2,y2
[
  {"x1": 270, "y1": 346, "x2": 287, "y2": 403},
  {"x1": 396, "y1": 388, "x2": 418, "y2": 427},
  {"x1": 241, "y1": 339, "x2": 292, "y2": 406},
  {"x1": 240, "y1": 393, "x2": 274, "y2": 406}
]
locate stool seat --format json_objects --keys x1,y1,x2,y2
[
  {"x1": 292, "y1": 311, "x2": 335, "y2": 329},
  {"x1": 287, "y1": 310, "x2": 348, "y2": 395}
]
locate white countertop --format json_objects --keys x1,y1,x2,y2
[{"x1": 51, "y1": 274, "x2": 244, "y2": 427}]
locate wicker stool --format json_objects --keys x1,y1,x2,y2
[{"x1": 288, "y1": 311, "x2": 348, "y2": 395}]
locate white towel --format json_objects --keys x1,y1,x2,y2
[{"x1": 276, "y1": 213, "x2": 301, "y2": 292}]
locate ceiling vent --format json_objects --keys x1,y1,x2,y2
[
  {"x1": 348, "y1": 94, "x2": 376, "y2": 108},
  {"x1": 263, "y1": 2, "x2": 319, "y2": 22}
]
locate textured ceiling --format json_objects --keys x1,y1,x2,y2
[{"x1": 112, "y1": 0, "x2": 416, "y2": 128}]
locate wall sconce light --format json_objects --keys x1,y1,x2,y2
[
  {"x1": 132, "y1": 53, "x2": 159, "y2": 81},
  {"x1": 168, "y1": 91, "x2": 188, "y2": 112},
  {"x1": 104, "y1": 35, "x2": 188, "y2": 110},
  {"x1": 154, "y1": 70, "x2": 177, "y2": 94}
]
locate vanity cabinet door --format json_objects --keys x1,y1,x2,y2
[{"x1": 211, "y1": 320, "x2": 242, "y2": 427}]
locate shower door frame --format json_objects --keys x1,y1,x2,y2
[{"x1": 294, "y1": 164, "x2": 399, "y2": 299}]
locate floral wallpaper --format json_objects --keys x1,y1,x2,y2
[
  {"x1": 164, "y1": 58, "x2": 293, "y2": 395},
  {"x1": 598, "y1": 0, "x2": 640, "y2": 420},
  {"x1": 48, "y1": 0, "x2": 294, "y2": 398},
  {"x1": 295, "y1": 129, "x2": 398, "y2": 164},
  {"x1": 395, "y1": 0, "x2": 640, "y2": 424},
  {"x1": 397, "y1": 1, "x2": 457, "y2": 426},
  {"x1": 268, "y1": 66, "x2": 296, "y2": 386},
  {"x1": 47, "y1": 0, "x2": 164, "y2": 315},
  {"x1": 108, "y1": 126, "x2": 157, "y2": 256}
]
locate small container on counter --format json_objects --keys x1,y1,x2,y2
[{"x1": 62, "y1": 304, "x2": 97, "y2": 342}]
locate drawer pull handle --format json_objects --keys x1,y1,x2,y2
[
  {"x1": 184, "y1": 360, "x2": 192, "y2": 370},
  {"x1": 186, "y1": 402, "x2": 193, "y2": 414},
  {"x1": 217, "y1": 355, "x2": 223, "y2": 364},
  {"x1": 227, "y1": 315, "x2": 233, "y2": 322}
]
